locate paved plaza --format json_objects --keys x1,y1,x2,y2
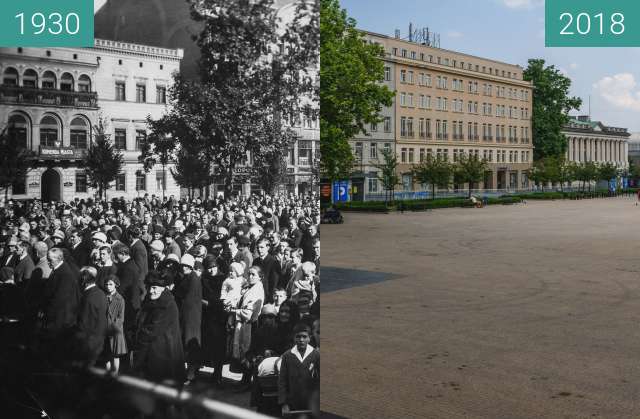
[{"x1": 321, "y1": 196, "x2": 640, "y2": 419}]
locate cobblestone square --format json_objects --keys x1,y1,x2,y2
[{"x1": 322, "y1": 197, "x2": 640, "y2": 418}]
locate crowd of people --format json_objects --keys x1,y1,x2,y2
[{"x1": 0, "y1": 192, "x2": 320, "y2": 417}]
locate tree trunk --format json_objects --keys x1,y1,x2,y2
[
  {"x1": 432, "y1": 184, "x2": 436, "y2": 200},
  {"x1": 162, "y1": 164, "x2": 166, "y2": 200}
]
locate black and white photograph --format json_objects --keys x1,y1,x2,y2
[{"x1": 0, "y1": 0, "x2": 319, "y2": 418}]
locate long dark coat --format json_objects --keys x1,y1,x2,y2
[
  {"x1": 76, "y1": 286, "x2": 108, "y2": 365},
  {"x1": 116, "y1": 258, "x2": 141, "y2": 341},
  {"x1": 133, "y1": 289, "x2": 185, "y2": 382},
  {"x1": 43, "y1": 262, "x2": 81, "y2": 336},
  {"x1": 252, "y1": 254, "x2": 280, "y2": 301},
  {"x1": 201, "y1": 272, "x2": 227, "y2": 367},
  {"x1": 174, "y1": 270, "x2": 202, "y2": 363}
]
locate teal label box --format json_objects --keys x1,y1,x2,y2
[
  {"x1": 0, "y1": 0, "x2": 93, "y2": 47},
  {"x1": 546, "y1": 0, "x2": 640, "y2": 47}
]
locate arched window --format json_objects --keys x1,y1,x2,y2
[
  {"x1": 8, "y1": 114, "x2": 29, "y2": 149},
  {"x1": 78, "y1": 75, "x2": 91, "y2": 92},
  {"x1": 70, "y1": 117, "x2": 89, "y2": 149},
  {"x1": 42, "y1": 71, "x2": 56, "y2": 89},
  {"x1": 60, "y1": 72, "x2": 74, "y2": 91},
  {"x1": 40, "y1": 115, "x2": 60, "y2": 147},
  {"x1": 2, "y1": 67, "x2": 18, "y2": 86},
  {"x1": 23, "y1": 69, "x2": 37, "y2": 88}
]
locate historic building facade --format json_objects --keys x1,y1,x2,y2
[
  {"x1": 563, "y1": 116, "x2": 630, "y2": 169},
  {"x1": 95, "y1": 0, "x2": 318, "y2": 197},
  {"x1": 353, "y1": 30, "x2": 534, "y2": 197},
  {"x1": 0, "y1": 39, "x2": 183, "y2": 202}
]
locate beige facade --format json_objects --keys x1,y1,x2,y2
[
  {"x1": 563, "y1": 116, "x2": 629, "y2": 169},
  {"x1": 0, "y1": 39, "x2": 183, "y2": 202},
  {"x1": 360, "y1": 31, "x2": 534, "y2": 193}
]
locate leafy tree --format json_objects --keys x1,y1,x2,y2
[
  {"x1": 628, "y1": 160, "x2": 640, "y2": 181},
  {"x1": 82, "y1": 118, "x2": 123, "y2": 201},
  {"x1": 372, "y1": 147, "x2": 400, "y2": 203},
  {"x1": 523, "y1": 59, "x2": 582, "y2": 160},
  {"x1": 598, "y1": 162, "x2": 619, "y2": 188},
  {"x1": 0, "y1": 128, "x2": 35, "y2": 202},
  {"x1": 412, "y1": 156, "x2": 452, "y2": 199},
  {"x1": 320, "y1": 0, "x2": 394, "y2": 181},
  {"x1": 140, "y1": 116, "x2": 178, "y2": 199},
  {"x1": 454, "y1": 153, "x2": 489, "y2": 198},
  {"x1": 557, "y1": 158, "x2": 576, "y2": 191},
  {"x1": 150, "y1": 0, "x2": 319, "y2": 198},
  {"x1": 528, "y1": 159, "x2": 548, "y2": 191},
  {"x1": 573, "y1": 162, "x2": 599, "y2": 191},
  {"x1": 170, "y1": 146, "x2": 212, "y2": 200}
]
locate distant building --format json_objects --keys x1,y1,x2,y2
[
  {"x1": 627, "y1": 132, "x2": 640, "y2": 165},
  {"x1": 562, "y1": 116, "x2": 629, "y2": 169},
  {"x1": 0, "y1": 39, "x2": 183, "y2": 201}
]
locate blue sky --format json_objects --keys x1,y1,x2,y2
[{"x1": 341, "y1": 0, "x2": 640, "y2": 132}]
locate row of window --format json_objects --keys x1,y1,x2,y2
[
  {"x1": 398, "y1": 117, "x2": 530, "y2": 143},
  {"x1": 398, "y1": 92, "x2": 530, "y2": 118},
  {"x1": 115, "y1": 81, "x2": 166, "y2": 104},
  {"x1": 8, "y1": 113, "x2": 90, "y2": 149},
  {"x1": 3, "y1": 67, "x2": 92, "y2": 92},
  {"x1": 392, "y1": 68, "x2": 529, "y2": 101},
  {"x1": 398, "y1": 147, "x2": 531, "y2": 164},
  {"x1": 387, "y1": 45, "x2": 520, "y2": 80}
]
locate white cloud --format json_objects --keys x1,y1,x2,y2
[
  {"x1": 501, "y1": 0, "x2": 544, "y2": 9},
  {"x1": 447, "y1": 31, "x2": 463, "y2": 39},
  {"x1": 569, "y1": 63, "x2": 579, "y2": 70},
  {"x1": 593, "y1": 73, "x2": 640, "y2": 112}
]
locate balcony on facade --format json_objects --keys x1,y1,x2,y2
[{"x1": 0, "y1": 85, "x2": 98, "y2": 109}]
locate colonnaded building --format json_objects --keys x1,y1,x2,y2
[
  {"x1": 562, "y1": 116, "x2": 629, "y2": 169},
  {"x1": 350, "y1": 29, "x2": 534, "y2": 200},
  {"x1": 0, "y1": 40, "x2": 183, "y2": 202}
]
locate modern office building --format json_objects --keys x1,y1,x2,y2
[
  {"x1": 350, "y1": 61, "x2": 396, "y2": 201},
  {"x1": 0, "y1": 39, "x2": 183, "y2": 202},
  {"x1": 563, "y1": 116, "x2": 629, "y2": 168},
  {"x1": 628, "y1": 132, "x2": 640, "y2": 165},
  {"x1": 352, "y1": 30, "x2": 534, "y2": 197}
]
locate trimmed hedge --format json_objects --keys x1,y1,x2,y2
[
  {"x1": 334, "y1": 196, "x2": 522, "y2": 212},
  {"x1": 510, "y1": 189, "x2": 637, "y2": 201}
]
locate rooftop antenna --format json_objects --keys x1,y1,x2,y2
[
  {"x1": 588, "y1": 95, "x2": 591, "y2": 120},
  {"x1": 409, "y1": 22, "x2": 413, "y2": 42}
]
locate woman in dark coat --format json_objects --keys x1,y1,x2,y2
[
  {"x1": 133, "y1": 271, "x2": 185, "y2": 383},
  {"x1": 173, "y1": 254, "x2": 202, "y2": 381},
  {"x1": 200, "y1": 255, "x2": 227, "y2": 384}
]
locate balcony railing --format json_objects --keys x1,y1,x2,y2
[{"x1": 0, "y1": 85, "x2": 98, "y2": 109}]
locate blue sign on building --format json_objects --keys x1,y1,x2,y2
[
  {"x1": 609, "y1": 178, "x2": 617, "y2": 192},
  {"x1": 623, "y1": 177, "x2": 629, "y2": 189},
  {"x1": 333, "y1": 180, "x2": 350, "y2": 202}
]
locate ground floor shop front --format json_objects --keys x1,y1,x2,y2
[{"x1": 4, "y1": 162, "x2": 180, "y2": 203}]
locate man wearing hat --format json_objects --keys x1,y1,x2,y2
[
  {"x1": 128, "y1": 226, "x2": 148, "y2": 290},
  {"x1": 174, "y1": 253, "x2": 202, "y2": 382},
  {"x1": 1, "y1": 236, "x2": 19, "y2": 268}
]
